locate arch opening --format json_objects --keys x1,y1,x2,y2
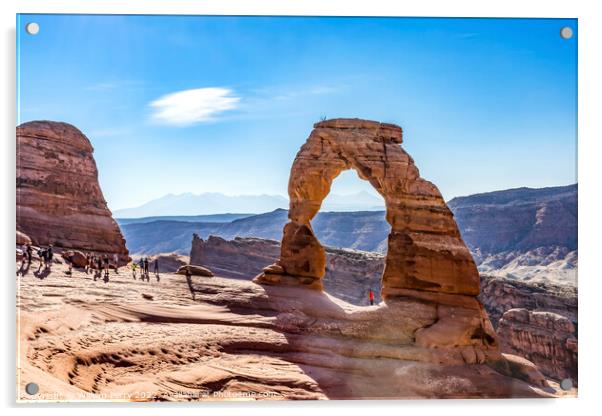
[{"x1": 311, "y1": 169, "x2": 388, "y2": 306}]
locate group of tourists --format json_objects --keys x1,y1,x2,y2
[
  {"x1": 17, "y1": 244, "x2": 166, "y2": 287},
  {"x1": 131, "y1": 257, "x2": 159, "y2": 282},
  {"x1": 17, "y1": 243, "x2": 52, "y2": 275},
  {"x1": 83, "y1": 252, "x2": 116, "y2": 283}
]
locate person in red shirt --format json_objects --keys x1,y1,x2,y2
[{"x1": 368, "y1": 288, "x2": 375, "y2": 306}]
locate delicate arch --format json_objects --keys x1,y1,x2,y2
[{"x1": 255, "y1": 118, "x2": 479, "y2": 300}]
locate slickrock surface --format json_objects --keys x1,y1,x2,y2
[
  {"x1": 190, "y1": 236, "x2": 578, "y2": 381},
  {"x1": 17, "y1": 262, "x2": 568, "y2": 402},
  {"x1": 191, "y1": 235, "x2": 385, "y2": 305},
  {"x1": 479, "y1": 275, "x2": 577, "y2": 383},
  {"x1": 16, "y1": 121, "x2": 129, "y2": 263},
  {"x1": 255, "y1": 118, "x2": 479, "y2": 297}
]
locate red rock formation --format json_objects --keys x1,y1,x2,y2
[
  {"x1": 479, "y1": 275, "x2": 577, "y2": 325},
  {"x1": 479, "y1": 275, "x2": 577, "y2": 383},
  {"x1": 497, "y1": 308, "x2": 577, "y2": 383},
  {"x1": 255, "y1": 118, "x2": 479, "y2": 298},
  {"x1": 16, "y1": 121, "x2": 129, "y2": 264},
  {"x1": 191, "y1": 234, "x2": 282, "y2": 279},
  {"x1": 60, "y1": 250, "x2": 87, "y2": 268},
  {"x1": 252, "y1": 118, "x2": 509, "y2": 356}
]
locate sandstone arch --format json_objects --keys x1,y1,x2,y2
[{"x1": 255, "y1": 118, "x2": 480, "y2": 299}]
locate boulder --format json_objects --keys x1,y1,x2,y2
[
  {"x1": 16, "y1": 230, "x2": 32, "y2": 246},
  {"x1": 176, "y1": 265, "x2": 214, "y2": 277},
  {"x1": 60, "y1": 250, "x2": 88, "y2": 268},
  {"x1": 151, "y1": 253, "x2": 189, "y2": 273}
]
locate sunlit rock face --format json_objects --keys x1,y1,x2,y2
[
  {"x1": 16, "y1": 120, "x2": 129, "y2": 263},
  {"x1": 255, "y1": 118, "x2": 479, "y2": 298},
  {"x1": 252, "y1": 118, "x2": 506, "y2": 359}
]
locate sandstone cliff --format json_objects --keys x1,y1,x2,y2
[
  {"x1": 190, "y1": 235, "x2": 384, "y2": 305},
  {"x1": 16, "y1": 121, "x2": 129, "y2": 262},
  {"x1": 497, "y1": 308, "x2": 577, "y2": 384},
  {"x1": 479, "y1": 275, "x2": 577, "y2": 325},
  {"x1": 479, "y1": 275, "x2": 577, "y2": 383}
]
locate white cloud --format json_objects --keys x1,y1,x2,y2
[{"x1": 149, "y1": 87, "x2": 240, "y2": 126}]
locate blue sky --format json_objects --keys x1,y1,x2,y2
[{"x1": 17, "y1": 15, "x2": 577, "y2": 211}]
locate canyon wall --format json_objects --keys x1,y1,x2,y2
[{"x1": 480, "y1": 275, "x2": 577, "y2": 383}]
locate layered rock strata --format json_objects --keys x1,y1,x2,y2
[
  {"x1": 479, "y1": 275, "x2": 577, "y2": 382},
  {"x1": 16, "y1": 121, "x2": 129, "y2": 263},
  {"x1": 497, "y1": 308, "x2": 577, "y2": 384},
  {"x1": 479, "y1": 275, "x2": 577, "y2": 325}
]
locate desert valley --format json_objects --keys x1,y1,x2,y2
[{"x1": 16, "y1": 119, "x2": 577, "y2": 401}]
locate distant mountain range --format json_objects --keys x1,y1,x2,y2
[
  {"x1": 117, "y1": 184, "x2": 577, "y2": 285},
  {"x1": 448, "y1": 184, "x2": 577, "y2": 285},
  {"x1": 447, "y1": 184, "x2": 577, "y2": 254},
  {"x1": 113, "y1": 191, "x2": 385, "y2": 218},
  {"x1": 118, "y1": 209, "x2": 389, "y2": 255},
  {"x1": 117, "y1": 213, "x2": 253, "y2": 226}
]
